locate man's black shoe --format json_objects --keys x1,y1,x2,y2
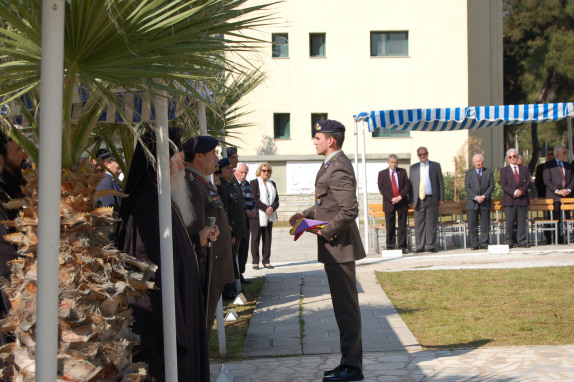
[
  {"x1": 322, "y1": 367, "x2": 364, "y2": 382},
  {"x1": 517, "y1": 243, "x2": 529, "y2": 248},
  {"x1": 323, "y1": 366, "x2": 341, "y2": 377},
  {"x1": 401, "y1": 248, "x2": 409, "y2": 254},
  {"x1": 415, "y1": 249, "x2": 425, "y2": 254},
  {"x1": 240, "y1": 276, "x2": 251, "y2": 285},
  {"x1": 429, "y1": 247, "x2": 438, "y2": 253},
  {"x1": 471, "y1": 246, "x2": 479, "y2": 250},
  {"x1": 480, "y1": 244, "x2": 489, "y2": 250},
  {"x1": 222, "y1": 291, "x2": 237, "y2": 300}
]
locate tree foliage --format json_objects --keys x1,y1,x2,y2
[{"x1": 503, "y1": 0, "x2": 574, "y2": 170}]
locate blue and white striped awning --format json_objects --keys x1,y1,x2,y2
[{"x1": 355, "y1": 103, "x2": 574, "y2": 132}]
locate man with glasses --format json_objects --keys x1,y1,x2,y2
[
  {"x1": 500, "y1": 148, "x2": 531, "y2": 248},
  {"x1": 543, "y1": 144, "x2": 573, "y2": 244},
  {"x1": 409, "y1": 147, "x2": 444, "y2": 253},
  {"x1": 235, "y1": 162, "x2": 256, "y2": 284}
]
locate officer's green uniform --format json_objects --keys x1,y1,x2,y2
[
  {"x1": 185, "y1": 166, "x2": 234, "y2": 334},
  {"x1": 217, "y1": 177, "x2": 247, "y2": 279}
]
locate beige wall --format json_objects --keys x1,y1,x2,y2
[{"x1": 228, "y1": 0, "x2": 503, "y2": 187}]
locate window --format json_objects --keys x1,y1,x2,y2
[
  {"x1": 370, "y1": 31, "x2": 408, "y2": 57},
  {"x1": 274, "y1": 113, "x2": 290, "y2": 138},
  {"x1": 311, "y1": 113, "x2": 328, "y2": 137},
  {"x1": 309, "y1": 33, "x2": 326, "y2": 57},
  {"x1": 372, "y1": 127, "x2": 410, "y2": 138},
  {"x1": 272, "y1": 33, "x2": 289, "y2": 58}
]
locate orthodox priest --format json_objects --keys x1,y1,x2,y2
[{"x1": 117, "y1": 128, "x2": 215, "y2": 381}]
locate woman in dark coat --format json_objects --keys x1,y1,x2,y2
[{"x1": 250, "y1": 162, "x2": 279, "y2": 269}]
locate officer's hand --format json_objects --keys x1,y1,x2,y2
[
  {"x1": 200, "y1": 225, "x2": 219, "y2": 246},
  {"x1": 289, "y1": 212, "x2": 304, "y2": 226}
]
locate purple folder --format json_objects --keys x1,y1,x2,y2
[{"x1": 289, "y1": 218, "x2": 328, "y2": 241}]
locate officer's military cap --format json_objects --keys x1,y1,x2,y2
[
  {"x1": 217, "y1": 158, "x2": 231, "y2": 170},
  {"x1": 314, "y1": 119, "x2": 346, "y2": 134},
  {"x1": 182, "y1": 135, "x2": 219, "y2": 156}
]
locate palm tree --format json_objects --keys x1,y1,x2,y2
[{"x1": 0, "y1": 0, "x2": 275, "y2": 168}]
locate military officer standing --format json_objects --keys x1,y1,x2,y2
[
  {"x1": 181, "y1": 136, "x2": 234, "y2": 334},
  {"x1": 217, "y1": 157, "x2": 247, "y2": 297},
  {"x1": 290, "y1": 120, "x2": 365, "y2": 382}
]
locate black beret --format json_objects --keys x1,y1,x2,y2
[
  {"x1": 217, "y1": 158, "x2": 231, "y2": 170},
  {"x1": 314, "y1": 119, "x2": 345, "y2": 134},
  {"x1": 99, "y1": 151, "x2": 117, "y2": 161},
  {"x1": 182, "y1": 135, "x2": 219, "y2": 156}
]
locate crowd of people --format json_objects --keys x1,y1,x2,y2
[
  {"x1": 378, "y1": 145, "x2": 574, "y2": 253},
  {"x1": 2, "y1": 121, "x2": 573, "y2": 381}
]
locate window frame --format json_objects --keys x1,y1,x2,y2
[
  {"x1": 272, "y1": 33, "x2": 289, "y2": 58},
  {"x1": 274, "y1": 113, "x2": 291, "y2": 139},
  {"x1": 370, "y1": 31, "x2": 409, "y2": 57},
  {"x1": 309, "y1": 33, "x2": 326, "y2": 58}
]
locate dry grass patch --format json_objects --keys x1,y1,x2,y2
[
  {"x1": 209, "y1": 276, "x2": 266, "y2": 361},
  {"x1": 376, "y1": 266, "x2": 574, "y2": 349}
]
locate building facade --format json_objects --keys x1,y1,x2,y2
[{"x1": 227, "y1": 0, "x2": 504, "y2": 201}]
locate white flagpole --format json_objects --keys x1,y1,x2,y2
[
  {"x1": 360, "y1": 121, "x2": 369, "y2": 252},
  {"x1": 155, "y1": 92, "x2": 178, "y2": 381},
  {"x1": 36, "y1": 1, "x2": 66, "y2": 379}
]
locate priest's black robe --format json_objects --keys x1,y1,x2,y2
[{"x1": 122, "y1": 186, "x2": 209, "y2": 382}]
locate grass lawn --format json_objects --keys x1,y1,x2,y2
[
  {"x1": 376, "y1": 266, "x2": 574, "y2": 349},
  {"x1": 208, "y1": 276, "x2": 266, "y2": 361}
]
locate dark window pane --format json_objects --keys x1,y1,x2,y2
[
  {"x1": 310, "y1": 33, "x2": 326, "y2": 57},
  {"x1": 372, "y1": 127, "x2": 410, "y2": 137},
  {"x1": 274, "y1": 113, "x2": 290, "y2": 138},
  {"x1": 371, "y1": 31, "x2": 408, "y2": 57},
  {"x1": 272, "y1": 33, "x2": 289, "y2": 58}
]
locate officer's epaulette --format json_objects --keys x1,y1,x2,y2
[{"x1": 187, "y1": 172, "x2": 195, "y2": 180}]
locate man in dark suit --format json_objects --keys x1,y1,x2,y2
[
  {"x1": 535, "y1": 147, "x2": 554, "y2": 198},
  {"x1": 543, "y1": 144, "x2": 573, "y2": 244},
  {"x1": 290, "y1": 120, "x2": 365, "y2": 382},
  {"x1": 377, "y1": 154, "x2": 410, "y2": 253},
  {"x1": 465, "y1": 154, "x2": 495, "y2": 250},
  {"x1": 500, "y1": 148, "x2": 531, "y2": 247},
  {"x1": 409, "y1": 147, "x2": 444, "y2": 253}
]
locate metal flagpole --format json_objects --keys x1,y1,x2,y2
[
  {"x1": 155, "y1": 92, "x2": 178, "y2": 382},
  {"x1": 36, "y1": 1, "x2": 66, "y2": 379},
  {"x1": 360, "y1": 121, "x2": 369, "y2": 252}
]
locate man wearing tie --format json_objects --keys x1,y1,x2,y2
[
  {"x1": 378, "y1": 154, "x2": 410, "y2": 253},
  {"x1": 500, "y1": 148, "x2": 531, "y2": 248},
  {"x1": 464, "y1": 154, "x2": 495, "y2": 250},
  {"x1": 409, "y1": 147, "x2": 444, "y2": 253},
  {"x1": 543, "y1": 144, "x2": 573, "y2": 244}
]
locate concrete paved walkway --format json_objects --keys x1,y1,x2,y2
[{"x1": 210, "y1": 227, "x2": 574, "y2": 381}]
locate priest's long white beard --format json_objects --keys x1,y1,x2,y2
[{"x1": 170, "y1": 166, "x2": 194, "y2": 226}]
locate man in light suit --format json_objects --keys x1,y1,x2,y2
[
  {"x1": 500, "y1": 148, "x2": 531, "y2": 248},
  {"x1": 378, "y1": 154, "x2": 410, "y2": 253},
  {"x1": 465, "y1": 154, "x2": 495, "y2": 250},
  {"x1": 290, "y1": 120, "x2": 365, "y2": 382},
  {"x1": 543, "y1": 144, "x2": 573, "y2": 244},
  {"x1": 409, "y1": 147, "x2": 444, "y2": 253}
]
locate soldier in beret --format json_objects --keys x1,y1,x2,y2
[
  {"x1": 95, "y1": 151, "x2": 123, "y2": 212},
  {"x1": 217, "y1": 157, "x2": 247, "y2": 298},
  {"x1": 289, "y1": 119, "x2": 365, "y2": 382},
  {"x1": 181, "y1": 136, "x2": 234, "y2": 335}
]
